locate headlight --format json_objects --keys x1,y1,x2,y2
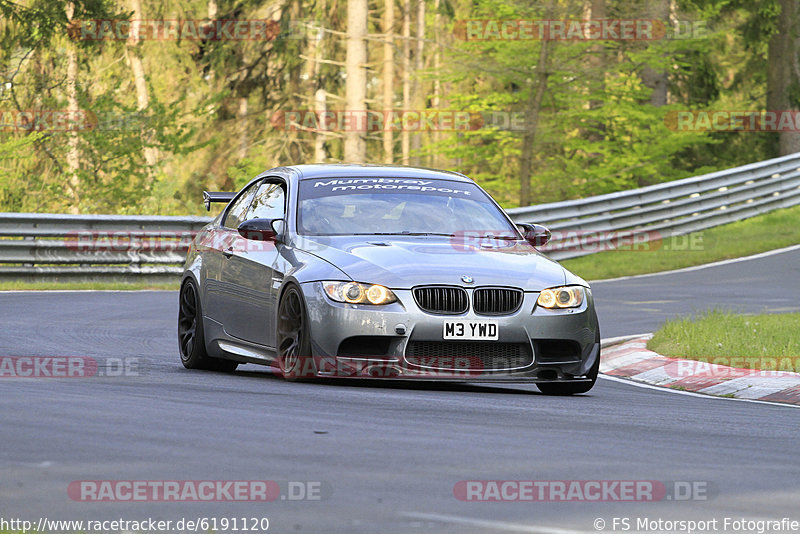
[
  {"x1": 323, "y1": 281, "x2": 398, "y2": 305},
  {"x1": 536, "y1": 286, "x2": 585, "y2": 309}
]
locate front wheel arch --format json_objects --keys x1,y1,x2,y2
[
  {"x1": 536, "y1": 326, "x2": 600, "y2": 396},
  {"x1": 276, "y1": 282, "x2": 315, "y2": 380}
]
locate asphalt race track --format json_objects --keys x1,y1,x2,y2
[
  {"x1": 1, "y1": 247, "x2": 799, "y2": 533},
  {"x1": 591, "y1": 246, "x2": 800, "y2": 338}
]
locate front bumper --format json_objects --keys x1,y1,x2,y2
[{"x1": 299, "y1": 282, "x2": 600, "y2": 383}]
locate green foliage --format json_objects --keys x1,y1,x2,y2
[
  {"x1": 227, "y1": 156, "x2": 274, "y2": 190},
  {"x1": 434, "y1": 0, "x2": 766, "y2": 207},
  {"x1": 0, "y1": 0, "x2": 794, "y2": 214},
  {"x1": 648, "y1": 309, "x2": 800, "y2": 364}
]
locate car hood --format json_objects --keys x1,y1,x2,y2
[{"x1": 295, "y1": 235, "x2": 569, "y2": 290}]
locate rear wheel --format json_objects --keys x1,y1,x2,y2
[
  {"x1": 277, "y1": 284, "x2": 314, "y2": 380},
  {"x1": 536, "y1": 330, "x2": 600, "y2": 396},
  {"x1": 178, "y1": 279, "x2": 238, "y2": 372}
]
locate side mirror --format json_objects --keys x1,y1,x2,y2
[
  {"x1": 238, "y1": 218, "x2": 284, "y2": 242},
  {"x1": 518, "y1": 223, "x2": 551, "y2": 247}
]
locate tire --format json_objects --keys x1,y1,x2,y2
[
  {"x1": 276, "y1": 284, "x2": 314, "y2": 381},
  {"x1": 536, "y1": 329, "x2": 601, "y2": 396},
  {"x1": 178, "y1": 279, "x2": 238, "y2": 372}
]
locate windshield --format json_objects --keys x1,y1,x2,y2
[{"x1": 297, "y1": 177, "x2": 519, "y2": 237}]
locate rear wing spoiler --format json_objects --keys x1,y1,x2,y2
[{"x1": 203, "y1": 191, "x2": 236, "y2": 211}]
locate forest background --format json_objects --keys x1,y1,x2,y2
[{"x1": 1, "y1": 0, "x2": 799, "y2": 215}]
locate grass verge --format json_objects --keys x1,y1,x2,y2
[
  {"x1": 0, "y1": 281, "x2": 179, "y2": 291},
  {"x1": 560, "y1": 203, "x2": 800, "y2": 280},
  {"x1": 647, "y1": 309, "x2": 800, "y2": 372}
]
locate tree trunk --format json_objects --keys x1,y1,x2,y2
[
  {"x1": 344, "y1": 0, "x2": 368, "y2": 162},
  {"x1": 382, "y1": 0, "x2": 395, "y2": 163},
  {"x1": 65, "y1": 2, "x2": 80, "y2": 213},
  {"x1": 410, "y1": 0, "x2": 424, "y2": 165},
  {"x1": 587, "y1": 0, "x2": 606, "y2": 101},
  {"x1": 315, "y1": 89, "x2": 327, "y2": 161},
  {"x1": 286, "y1": 0, "x2": 303, "y2": 163},
  {"x1": 432, "y1": 0, "x2": 441, "y2": 168},
  {"x1": 287, "y1": 0, "x2": 303, "y2": 109},
  {"x1": 640, "y1": 0, "x2": 670, "y2": 107},
  {"x1": 207, "y1": 0, "x2": 217, "y2": 82},
  {"x1": 305, "y1": 0, "x2": 326, "y2": 162},
  {"x1": 519, "y1": 41, "x2": 551, "y2": 207},
  {"x1": 768, "y1": 0, "x2": 800, "y2": 155},
  {"x1": 401, "y1": 0, "x2": 411, "y2": 164},
  {"x1": 126, "y1": 0, "x2": 158, "y2": 167},
  {"x1": 237, "y1": 97, "x2": 248, "y2": 160},
  {"x1": 586, "y1": 0, "x2": 606, "y2": 141}
]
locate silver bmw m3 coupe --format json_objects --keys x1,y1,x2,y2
[{"x1": 179, "y1": 164, "x2": 600, "y2": 394}]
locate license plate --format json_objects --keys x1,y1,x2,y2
[{"x1": 443, "y1": 320, "x2": 499, "y2": 340}]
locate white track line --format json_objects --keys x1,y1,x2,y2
[
  {"x1": 598, "y1": 374, "x2": 800, "y2": 409},
  {"x1": 590, "y1": 243, "x2": 800, "y2": 283},
  {"x1": 399, "y1": 511, "x2": 592, "y2": 534}
]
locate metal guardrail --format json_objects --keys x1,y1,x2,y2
[
  {"x1": 2, "y1": 153, "x2": 800, "y2": 282},
  {"x1": 507, "y1": 153, "x2": 800, "y2": 260},
  {"x1": 0, "y1": 213, "x2": 211, "y2": 283}
]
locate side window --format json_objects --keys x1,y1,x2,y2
[
  {"x1": 245, "y1": 181, "x2": 285, "y2": 222},
  {"x1": 223, "y1": 184, "x2": 258, "y2": 229}
]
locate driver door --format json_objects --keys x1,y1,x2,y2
[{"x1": 218, "y1": 179, "x2": 287, "y2": 347}]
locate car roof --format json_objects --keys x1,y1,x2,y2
[{"x1": 282, "y1": 164, "x2": 472, "y2": 183}]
